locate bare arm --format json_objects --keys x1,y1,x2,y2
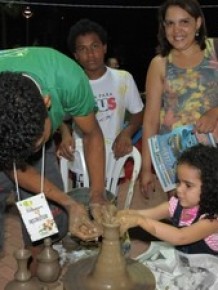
[
  {"x1": 113, "y1": 110, "x2": 143, "y2": 158},
  {"x1": 138, "y1": 217, "x2": 218, "y2": 246},
  {"x1": 74, "y1": 112, "x2": 105, "y2": 204},
  {"x1": 121, "y1": 111, "x2": 144, "y2": 138},
  {"x1": 141, "y1": 56, "x2": 165, "y2": 196},
  {"x1": 9, "y1": 166, "x2": 101, "y2": 240},
  {"x1": 135, "y1": 201, "x2": 170, "y2": 220},
  {"x1": 117, "y1": 204, "x2": 218, "y2": 245},
  {"x1": 196, "y1": 107, "x2": 218, "y2": 134},
  {"x1": 116, "y1": 202, "x2": 170, "y2": 235},
  {"x1": 117, "y1": 202, "x2": 170, "y2": 222},
  {"x1": 12, "y1": 165, "x2": 76, "y2": 208},
  {"x1": 57, "y1": 121, "x2": 75, "y2": 161}
]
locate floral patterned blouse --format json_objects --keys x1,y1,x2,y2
[{"x1": 160, "y1": 38, "x2": 218, "y2": 136}]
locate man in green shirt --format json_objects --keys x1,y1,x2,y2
[{"x1": 0, "y1": 47, "x2": 105, "y2": 273}]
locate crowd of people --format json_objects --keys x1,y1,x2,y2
[{"x1": 0, "y1": 0, "x2": 218, "y2": 277}]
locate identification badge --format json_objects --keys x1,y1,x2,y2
[{"x1": 16, "y1": 192, "x2": 59, "y2": 242}]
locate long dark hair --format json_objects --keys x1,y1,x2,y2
[{"x1": 157, "y1": 0, "x2": 207, "y2": 56}]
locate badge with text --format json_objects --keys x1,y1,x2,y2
[{"x1": 16, "y1": 193, "x2": 59, "y2": 242}]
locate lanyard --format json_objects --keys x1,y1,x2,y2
[{"x1": 13, "y1": 144, "x2": 45, "y2": 201}]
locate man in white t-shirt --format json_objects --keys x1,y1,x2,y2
[{"x1": 58, "y1": 18, "x2": 144, "y2": 162}]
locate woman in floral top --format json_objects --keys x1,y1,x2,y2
[{"x1": 141, "y1": 0, "x2": 218, "y2": 196}]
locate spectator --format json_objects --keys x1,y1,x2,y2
[
  {"x1": 106, "y1": 56, "x2": 120, "y2": 69},
  {"x1": 58, "y1": 18, "x2": 144, "y2": 163},
  {"x1": 141, "y1": 0, "x2": 218, "y2": 197}
]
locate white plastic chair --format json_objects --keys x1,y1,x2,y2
[
  {"x1": 60, "y1": 139, "x2": 89, "y2": 191},
  {"x1": 59, "y1": 139, "x2": 141, "y2": 208}
]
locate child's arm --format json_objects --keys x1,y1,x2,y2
[
  {"x1": 118, "y1": 201, "x2": 170, "y2": 221},
  {"x1": 118, "y1": 213, "x2": 218, "y2": 245}
]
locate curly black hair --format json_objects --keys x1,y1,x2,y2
[
  {"x1": 0, "y1": 72, "x2": 48, "y2": 171},
  {"x1": 157, "y1": 0, "x2": 207, "y2": 56},
  {"x1": 177, "y1": 144, "x2": 218, "y2": 219},
  {"x1": 67, "y1": 18, "x2": 108, "y2": 53}
]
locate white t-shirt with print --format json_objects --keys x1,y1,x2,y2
[
  {"x1": 71, "y1": 67, "x2": 144, "y2": 184},
  {"x1": 90, "y1": 67, "x2": 144, "y2": 142}
]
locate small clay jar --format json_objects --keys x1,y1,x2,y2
[
  {"x1": 36, "y1": 237, "x2": 61, "y2": 283},
  {"x1": 5, "y1": 248, "x2": 43, "y2": 290}
]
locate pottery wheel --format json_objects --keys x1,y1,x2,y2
[{"x1": 63, "y1": 255, "x2": 156, "y2": 290}]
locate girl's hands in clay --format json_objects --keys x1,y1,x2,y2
[{"x1": 116, "y1": 210, "x2": 142, "y2": 236}]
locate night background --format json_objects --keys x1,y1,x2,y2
[{"x1": 0, "y1": 0, "x2": 217, "y2": 91}]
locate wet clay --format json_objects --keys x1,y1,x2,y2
[
  {"x1": 63, "y1": 206, "x2": 155, "y2": 290},
  {"x1": 5, "y1": 248, "x2": 44, "y2": 290},
  {"x1": 85, "y1": 222, "x2": 134, "y2": 290}
]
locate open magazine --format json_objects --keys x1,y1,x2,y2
[{"x1": 148, "y1": 124, "x2": 217, "y2": 192}]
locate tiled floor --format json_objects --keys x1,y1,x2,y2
[{"x1": 0, "y1": 180, "x2": 167, "y2": 289}]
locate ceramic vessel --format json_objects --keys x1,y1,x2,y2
[
  {"x1": 5, "y1": 248, "x2": 43, "y2": 290},
  {"x1": 85, "y1": 222, "x2": 134, "y2": 290},
  {"x1": 36, "y1": 237, "x2": 61, "y2": 283},
  {"x1": 63, "y1": 222, "x2": 156, "y2": 290}
]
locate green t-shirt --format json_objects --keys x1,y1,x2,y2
[{"x1": 0, "y1": 47, "x2": 95, "y2": 132}]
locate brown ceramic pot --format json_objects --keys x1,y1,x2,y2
[
  {"x1": 5, "y1": 248, "x2": 43, "y2": 290},
  {"x1": 36, "y1": 237, "x2": 61, "y2": 283}
]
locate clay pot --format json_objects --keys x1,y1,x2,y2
[
  {"x1": 36, "y1": 238, "x2": 61, "y2": 283},
  {"x1": 5, "y1": 248, "x2": 43, "y2": 290},
  {"x1": 63, "y1": 221, "x2": 156, "y2": 290},
  {"x1": 85, "y1": 222, "x2": 134, "y2": 290}
]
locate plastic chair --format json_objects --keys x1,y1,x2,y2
[
  {"x1": 60, "y1": 139, "x2": 89, "y2": 191},
  {"x1": 107, "y1": 145, "x2": 141, "y2": 208},
  {"x1": 59, "y1": 139, "x2": 142, "y2": 207}
]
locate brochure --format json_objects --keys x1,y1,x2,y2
[{"x1": 148, "y1": 124, "x2": 217, "y2": 192}]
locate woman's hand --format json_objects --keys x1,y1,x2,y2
[{"x1": 196, "y1": 108, "x2": 218, "y2": 134}]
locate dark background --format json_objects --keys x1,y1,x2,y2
[{"x1": 0, "y1": 0, "x2": 217, "y2": 90}]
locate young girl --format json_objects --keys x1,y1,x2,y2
[{"x1": 117, "y1": 144, "x2": 218, "y2": 255}]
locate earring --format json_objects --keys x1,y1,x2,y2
[{"x1": 195, "y1": 30, "x2": 199, "y2": 37}]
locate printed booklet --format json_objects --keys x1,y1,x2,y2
[{"x1": 148, "y1": 124, "x2": 217, "y2": 192}]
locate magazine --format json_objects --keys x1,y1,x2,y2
[{"x1": 148, "y1": 124, "x2": 217, "y2": 192}]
